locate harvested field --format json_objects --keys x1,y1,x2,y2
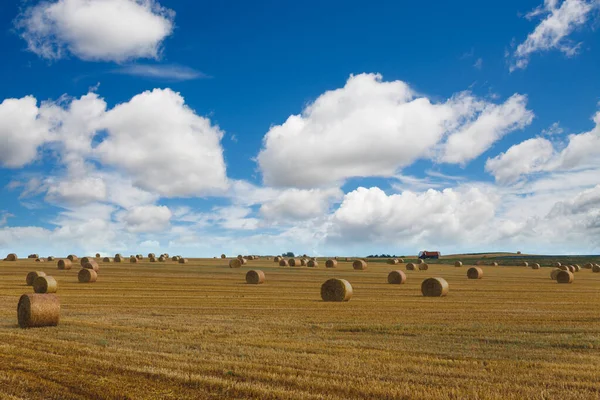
[{"x1": 1, "y1": 258, "x2": 600, "y2": 399}]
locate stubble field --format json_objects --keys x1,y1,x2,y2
[{"x1": 1, "y1": 257, "x2": 600, "y2": 399}]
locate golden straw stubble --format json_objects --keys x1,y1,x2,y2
[
  {"x1": 321, "y1": 279, "x2": 353, "y2": 302},
  {"x1": 421, "y1": 277, "x2": 449, "y2": 297},
  {"x1": 78, "y1": 268, "x2": 97, "y2": 283},
  {"x1": 246, "y1": 270, "x2": 265, "y2": 284},
  {"x1": 17, "y1": 293, "x2": 60, "y2": 328},
  {"x1": 387, "y1": 270, "x2": 407, "y2": 284},
  {"x1": 26, "y1": 271, "x2": 46, "y2": 286},
  {"x1": 33, "y1": 276, "x2": 58, "y2": 294}
]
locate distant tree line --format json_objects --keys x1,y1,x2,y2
[{"x1": 367, "y1": 254, "x2": 404, "y2": 258}]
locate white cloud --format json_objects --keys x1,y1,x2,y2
[
  {"x1": 542, "y1": 122, "x2": 564, "y2": 136},
  {"x1": 114, "y1": 64, "x2": 207, "y2": 81},
  {"x1": 511, "y1": 0, "x2": 599, "y2": 71},
  {"x1": 485, "y1": 138, "x2": 555, "y2": 184},
  {"x1": 16, "y1": 0, "x2": 174, "y2": 62},
  {"x1": 257, "y1": 73, "x2": 532, "y2": 188},
  {"x1": 95, "y1": 88, "x2": 228, "y2": 197},
  {"x1": 260, "y1": 188, "x2": 343, "y2": 221},
  {"x1": 118, "y1": 205, "x2": 172, "y2": 233},
  {"x1": 0, "y1": 96, "x2": 51, "y2": 168},
  {"x1": 45, "y1": 176, "x2": 108, "y2": 206},
  {"x1": 474, "y1": 58, "x2": 483, "y2": 69}
]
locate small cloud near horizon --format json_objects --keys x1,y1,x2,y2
[{"x1": 114, "y1": 64, "x2": 210, "y2": 81}]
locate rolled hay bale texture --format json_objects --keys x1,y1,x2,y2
[
  {"x1": 522, "y1": 262, "x2": 529, "y2": 267},
  {"x1": 229, "y1": 258, "x2": 242, "y2": 268},
  {"x1": 136, "y1": 255, "x2": 143, "y2": 260},
  {"x1": 387, "y1": 258, "x2": 399, "y2": 265},
  {"x1": 532, "y1": 263, "x2": 541, "y2": 270},
  {"x1": 179, "y1": 258, "x2": 189, "y2": 264},
  {"x1": 556, "y1": 270, "x2": 574, "y2": 284},
  {"x1": 78, "y1": 268, "x2": 97, "y2": 283},
  {"x1": 592, "y1": 264, "x2": 600, "y2": 273},
  {"x1": 130, "y1": 257, "x2": 138, "y2": 264},
  {"x1": 237, "y1": 255, "x2": 244, "y2": 261},
  {"x1": 398, "y1": 258, "x2": 404, "y2": 263},
  {"x1": 555, "y1": 262, "x2": 562, "y2": 267},
  {"x1": 321, "y1": 279, "x2": 353, "y2": 302},
  {"x1": 57, "y1": 259, "x2": 72, "y2": 270},
  {"x1": 147, "y1": 253, "x2": 155, "y2": 259},
  {"x1": 307, "y1": 260, "x2": 319, "y2": 268},
  {"x1": 567, "y1": 266, "x2": 575, "y2": 273},
  {"x1": 35, "y1": 258, "x2": 44, "y2": 263},
  {"x1": 17, "y1": 294, "x2": 60, "y2": 329},
  {"x1": 114, "y1": 255, "x2": 122, "y2": 263},
  {"x1": 95, "y1": 253, "x2": 100, "y2": 258},
  {"x1": 467, "y1": 267, "x2": 483, "y2": 279},
  {"x1": 149, "y1": 257, "x2": 157, "y2": 262},
  {"x1": 406, "y1": 263, "x2": 416, "y2": 271},
  {"x1": 26, "y1": 271, "x2": 47, "y2": 286},
  {"x1": 421, "y1": 277, "x2": 449, "y2": 297},
  {"x1": 102, "y1": 257, "x2": 112, "y2": 263},
  {"x1": 28, "y1": 254, "x2": 40, "y2": 259},
  {"x1": 6, "y1": 253, "x2": 18, "y2": 261},
  {"x1": 163, "y1": 253, "x2": 170, "y2": 259},
  {"x1": 455, "y1": 261, "x2": 463, "y2": 267},
  {"x1": 353, "y1": 260, "x2": 367, "y2": 270},
  {"x1": 47, "y1": 256, "x2": 55, "y2": 262},
  {"x1": 550, "y1": 268, "x2": 561, "y2": 280},
  {"x1": 387, "y1": 270, "x2": 407, "y2": 284},
  {"x1": 584, "y1": 263, "x2": 593, "y2": 269},
  {"x1": 33, "y1": 276, "x2": 58, "y2": 294},
  {"x1": 274, "y1": 256, "x2": 282, "y2": 263},
  {"x1": 80, "y1": 257, "x2": 90, "y2": 266},
  {"x1": 246, "y1": 270, "x2": 265, "y2": 284},
  {"x1": 171, "y1": 256, "x2": 180, "y2": 262},
  {"x1": 239, "y1": 258, "x2": 247, "y2": 265},
  {"x1": 288, "y1": 259, "x2": 299, "y2": 267},
  {"x1": 279, "y1": 259, "x2": 289, "y2": 267},
  {"x1": 67, "y1": 255, "x2": 78, "y2": 262},
  {"x1": 83, "y1": 260, "x2": 99, "y2": 272},
  {"x1": 325, "y1": 259, "x2": 338, "y2": 268},
  {"x1": 158, "y1": 256, "x2": 166, "y2": 262},
  {"x1": 491, "y1": 262, "x2": 499, "y2": 266},
  {"x1": 558, "y1": 265, "x2": 569, "y2": 271},
  {"x1": 300, "y1": 259, "x2": 308, "y2": 266},
  {"x1": 419, "y1": 263, "x2": 429, "y2": 271},
  {"x1": 417, "y1": 259, "x2": 424, "y2": 264},
  {"x1": 574, "y1": 264, "x2": 581, "y2": 272},
  {"x1": 221, "y1": 254, "x2": 226, "y2": 259}
]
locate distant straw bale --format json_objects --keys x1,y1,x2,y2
[
  {"x1": 67, "y1": 255, "x2": 78, "y2": 262},
  {"x1": 279, "y1": 259, "x2": 289, "y2": 267},
  {"x1": 57, "y1": 259, "x2": 72, "y2": 270},
  {"x1": 584, "y1": 263, "x2": 593, "y2": 269},
  {"x1": 558, "y1": 265, "x2": 568, "y2": 271},
  {"x1": 80, "y1": 257, "x2": 90, "y2": 266},
  {"x1": 550, "y1": 268, "x2": 561, "y2": 280},
  {"x1": 148, "y1": 253, "x2": 155, "y2": 259},
  {"x1": 26, "y1": 271, "x2": 46, "y2": 286},
  {"x1": 419, "y1": 263, "x2": 429, "y2": 271},
  {"x1": 159, "y1": 256, "x2": 166, "y2": 262},
  {"x1": 246, "y1": 270, "x2": 265, "y2": 284},
  {"x1": 522, "y1": 262, "x2": 529, "y2": 267},
  {"x1": 274, "y1": 256, "x2": 282, "y2": 263},
  {"x1": 387, "y1": 270, "x2": 407, "y2": 284},
  {"x1": 47, "y1": 256, "x2": 55, "y2": 261},
  {"x1": 130, "y1": 257, "x2": 138, "y2": 264},
  {"x1": 455, "y1": 261, "x2": 463, "y2": 267},
  {"x1": 532, "y1": 263, "x2": 541, "y2": 270},
  {"x1": 179, "y1": 258, "x2": 189, "y2": 264},
  {"x1": 421, "y1": 278, "x2": 449, "y2": 297},
  {"x1": 592, "y1": 264, "x2": 600, "y2": 273},
  {"x1": 556, "y1": 270, "x2": 574, "y2": 284},
  {"x1": 352, "y1": 260, "x2": 367, "y2": 270},
  {"x1": 78, "y1": 268, "x2": 97, "y2": 283},
  {"x1": 307, "y1": 260, "x2": 319, "y2": 268},
  {"x1": 17, "y1": 294, "x2": 60, "y2": 328},
  {"x1": 102, "y1": 257, "x2": 112, "y2": 263},
  {"x1": 83, "y1": 260, "x2": 99, "y2": 272},
  {"x1": 417, "y1": 259, "x2": 424, "y2": 264},
  {"x1": 321, "y1": 279, "x2": 353, "y2": 302},
  {"x1": 406, "y1": 263, "x2": 416, "y2": 271},
  {"x1": 288, "y1": 259, "x2": 299, "y2": 267},
  {"x1": 229, "y1": 259, "x2": 242, "y2": 268},
  {"x1": 491, "y1": 262, "x2": 499, "y2": 266},
  {"x1": 387, "y1": 259, "x2": 399, "y2": 265},
  {"x1": 325, "y1": 259, "x2": 337, "y2": 268},
  {"x1": 35, "y1": 258, "x2": 44, "y2": 263},
  {"x1": 567, "y1": 266, "x2": 575, "y2": 273},
  {"x1": 300, "y1": 259, "x2": 308, "y2": 266},
  {"x1": 33, "y1": 276, "x2": 58, "y2": 294},
  {"x1": 95, "y1": 253, "x2": 101, "y2": 258},
  {"x1": 114, "y1": 255, "x2": 122, "y2": 263},
  {"x1": 5, "y1": 253, "x2": 18, "y2": 261},
  {"x1": 467, "y1": 267, "x2": 483, "y2": 279},
  {"x1": 221, "y1": 254, "x2": 226, "y2": 259}
]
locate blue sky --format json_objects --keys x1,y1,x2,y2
[{"x1": 1, "y1": 0, "x2": 599, "y2": 257}]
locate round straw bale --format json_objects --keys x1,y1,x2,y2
[
  {"x1": 102, "y1": 257, "x2": 112, "y2": 263},
  {"x1": 17, "y1": 294, "x2": 60, "y2": 328},
  {"x1": 78, "y1": 268, "x2": 97, "y2": 283},
  {"x1": 522, "y1": 261, "x2": 529, "y2": 267},
  {"x1": 274, "y1": 256, "x2": 282, "y2": 263},
  {"x1": 130, "y1": 257, "x2": 138, "y2": 264},
  {"x1": 82, "y1": 260, "x2": 99, "y2": 272},
  {"x1": 279, "y1": 259, "x2": 289, "y2": 267},
  {"x1": 398, "y1": 258, "x2": 404, "y2": 263},
  {"x1": 584, "y1": 263, "x2": 593, "y2": 269},
  {"x1": 387, "y1": 258, "x2": 399, "y2": 265},
  {"x1": 467, "y1": 267, "x2": 483, "y2": 279},
  {"x1": 288, "y1": 259, "x2": 299, "y2": 267},
  {"x1": 35, "y1": 258, "x2": 44, "y2": 263},
  {"x1": 149, "y1": 257, "x2": 157, "y2": 262},
  {"x1": 532, "y1": 263, "x2": 541, "y2": 269},
  {"x1": 221, "y1": 254, "x2": 226, "y2": 259},
  {"x1": 148, "y1": 253, "x2": 155, "y2": 259},
  {"x1": 95, "y1": 253, "x2": 100, "y2": 258},
  {"x1": 419, "y1": 263, "x2": 429, "y2": 271},
  {"x1": 417, "y1": 259, "x2": 424, "y2": 264},
  {"x1": 80, "y1": 257, "x2": 90, "y2": 266},
  {"x1": 57, "y1": 259, "x2": 72, "y2": 270},
  {"x1": 567, "y1": 265, "x2": 575, "y2": 273},
  {"x1": 353, "y1": 260, "x2": 367, "y2": 270},
  {"x1": 300, "y1": 259, "x2": 308, "y2": 266},
  {"x1": 406, "y1": 263, "x2": 416, "y2": 271},
  {"x1": 421, "y1": 277, "x2": 449, "y2": 297},
  {"x1": 229, "y1": 258, "x2": 242, "y2": 268},
  {"x1": 321, "y1": 279, "x2": 353, "y2": 302},
  {"x1": 136, "y1": 255, "x2": 143, "y2": 260},
  {"x1": 307, "y1": 260, "x2": 319, "y2": 268},
  {"x1": 158, "y1": 256, "x2": 166, "y2": 262},
  {"x1": 325, "y1": 259, "x2": 338, "y2": 268},
  {"x1": 114, "y1": 255, "x2": 122, "y2": 263},
  {"x1": 573, "y1": 264, "x2": 581, "y2": 272},
  {"x1": 163, "y1": 253, "x2": 169, "y2": 258},
  {"x1": 237, "y1": 255, "x2": 243, "y2": 260},
  {"x1": 555, "y1": 262, "x2": 562, "y2": 267},
  {"x1": 33, "y1": 276, "x2": 58, "y2": 294},
  {"x1": 454, "y1": 261, "x2": 463, "y2": 267},
  {"x1": 67, "y1": 255, "x2": 78, "y2": 262},
  {"x1": 246, "y1": 270, "x2": 265, "y2": 284},
  {"x1": 556, "y1": 270, "x2": 574, "y2": 284},
  {"x1": 550, "y1": 268, "x2": 561, "y2": 280},
  {"x1": 558, "y1": 265, "x2": 568, "y2": 271},
  {"x1": 491, "y1": 262, "x2": 499, "y2": 266},
  {"x1": 179, "y1": 258, "x2": 189, "y2": 264},
  {"x1": 239, "y1": 258, "x2": 247, "y2": 265},
  {"x1": 171, "y1": 256, "x2": 179, "y2": 261},
  {"x1": 47, "y1": 256, "x2": 55, "y2": 261},
  {"x1": 387, "y1": 270, "x2": 407, "y2": 284},
  {"x1": 26, "y1": 271, "x2": 46, "y2": 286},
  {"x1": 592, "y1": 264, "x2": 600, "y2": 273},
  {"x1": 6, "y1": 253, "x2": 18, "y2": 261}
]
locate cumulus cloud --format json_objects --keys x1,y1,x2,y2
[
  {"x1": 0, "y1": 96, "x2": 51, "y2": 168},
  {"x1": 485, "y1": 138, "x2": 555, "y2": 183},
  {"x1": 16, "y1": 0, "x2": 174, "y2": 62},
  {"x1": 119, "y1": 205, "x2": 172, "y2": 233},
  {"x1": 95, "y1": 88, "x2": 228, "y2": 197},
  {"x1": 511, "y1": 0, "x2": 599, "y2": 71},
  {"x1": 45, "y1": 176, "x2": 108, "y2": 206},
  {"x1": 260, "y1": 188, "x2": 343, "y2": 221},
  {"x1": 257, "y1": 73, "x2": 532, "y2": 188}
]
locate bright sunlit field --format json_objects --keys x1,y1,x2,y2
[{"x1": 1, "y1": 257, "x2": 600, "y2": 399}]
